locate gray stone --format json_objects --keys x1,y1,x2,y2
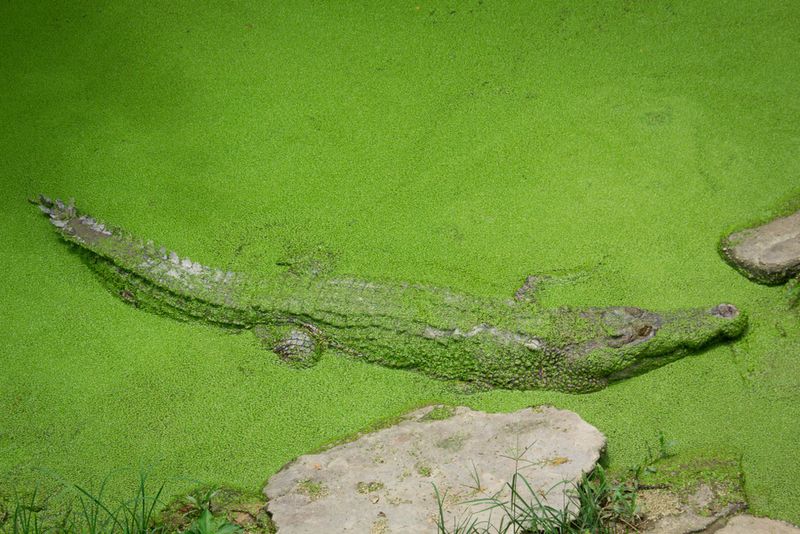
[
  {"x1": 264, "y1": 405, "x2": 605, "y2": 533},
  {"x1": 722, "y1": 210, "x2": 800, "y2": 284},
  {"x1": 718, "y1": 515, "x2": 800, "y2": 533},
  {"x1": 639, "y1": 483, "x2": 744, "y2": 534},
  {"x1": 645, "y1": 511, "x2": 717, "y2": 534}
]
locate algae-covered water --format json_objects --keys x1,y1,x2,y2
[{"x1": 2, "y1": 0, "x2": 799, "y2": 525}]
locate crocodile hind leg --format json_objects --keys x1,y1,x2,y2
[{"x1": 253, "y1": 324, "x2": 323, "y2": 368}]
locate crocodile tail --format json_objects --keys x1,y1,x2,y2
[{"x1": 31, "y1": 195, "x2": 244, "y2": 307}]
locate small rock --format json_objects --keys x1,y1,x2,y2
[
  {"x1": 722, "y1": 210, "x2": 800, "y2": 284},
  {"x1": 639, "y1": 471, "x2": 746, "y2": 534},
  {"x1": 645, "y1": 511, "x2": 718, "y2": 534},
  {"x1": 718, "y1": 514, "x2": 800, "y2": 533},
  {"x1": 264, "y1": 405, "x2": 605, "y2": 533},
  {"x1": 638, "y1": 488, "x2": 682, "y2": 518}
]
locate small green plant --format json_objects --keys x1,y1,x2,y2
[
  {"x1": 655, "y1": 431, "x2": 677, "y2": 462},
  {"x1": 417, "y1": 464, "x2": 433, "y2": 477},
  {"x1": 159, "y1": 485, "x2": 273, "y2": 534},
  {"x1": 178, "y1": 486, "x2": 242, "y2": 534},
  {"x1": 184, "y1": 487, "x2": 221, "y2": 514},
  {"x1": 356, "y1": 481, "x2": 384, "y2": 494},
  {"x1": 631, "y1": 431, "x2": 677, "y2": 480},
  {"x1": 186, "y1": 508, "x2": 242, "y2": 534},
  {"x1": 296, "y1": 480, "x2": 328, "y2": 501},
  {"x1": 186, "y1": 488, "x2": 226, "y2": 517},
  {"x1": 464, "y1": 461, "x2": 484, "y2": 493}
]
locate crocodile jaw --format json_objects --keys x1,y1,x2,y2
[{"x1": 602, "y1": 303, "x2": 747, "y2": 382}]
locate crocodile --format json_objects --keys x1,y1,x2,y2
[{"x1": 32, "y1": 196, "x2": 747, "y2": 393}]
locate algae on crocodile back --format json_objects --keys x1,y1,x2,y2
[{"x1": 32, "y1": 196, "x2": 748, "y2": 393}]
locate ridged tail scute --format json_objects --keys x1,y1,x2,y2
[{"x1": 31, "y1": 195, "x2": 243, "y2": 308}]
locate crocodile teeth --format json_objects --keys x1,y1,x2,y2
[
  {"x1": 38, "y1": 204, "x2": 51, "y2": 215},
  {"x1": 55, "y1": 199, "x2": 65, "y2": 210},
  {"x1": 52, "y1": 219, "x2": 67, "y2": 228}
]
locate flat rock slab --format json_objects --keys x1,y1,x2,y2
[
  {"x1": 718, "y1": 515, "x2": 800, "y2": 533},
  {"x1": 721, "y1": 210, "x2": 800, "y2": 284},
  {"x1": 264, "y1": 405, "x2": 605, "y2": 533}
]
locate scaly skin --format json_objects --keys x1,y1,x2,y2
[{"x1": 32, "y1": 196, "x2": 748, "y2": 393}]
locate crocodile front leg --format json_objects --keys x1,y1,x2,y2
[
  {"x1": 513, "y1": 275, "x2": 545, "y2": 303},
  {"x1": 253, "y1": 324, "x2": 323, "y2": 368}
]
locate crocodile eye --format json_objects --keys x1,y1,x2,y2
[{"x1": 637, "y1": 325, "x2": 653, "y2": 337}]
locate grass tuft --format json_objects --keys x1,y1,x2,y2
[
  {"x1": 0, "y1": 474, "x2": 260, "y2": 534},
  {"x1": 435, "y1": 465, "x2": 643, "y2": 534}
]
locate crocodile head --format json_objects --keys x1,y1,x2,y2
[{"x1": 574, "y1": 303, "x2": 747, "y2": 384}]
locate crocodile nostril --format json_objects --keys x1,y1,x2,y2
[{"x1": 712, "y1": 303, "x2": 738, "y2": 318}]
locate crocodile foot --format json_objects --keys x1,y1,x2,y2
[{"x1": 253, "y1": 325, "x2": 322, "y2": 368}]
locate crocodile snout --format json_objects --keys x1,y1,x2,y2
[
  {"x1": 597, "y1": 302, "x2": 748, "y2": 384},
  {"x1": 706, "y1": 303, "x2": 747, "y2": 340}
]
